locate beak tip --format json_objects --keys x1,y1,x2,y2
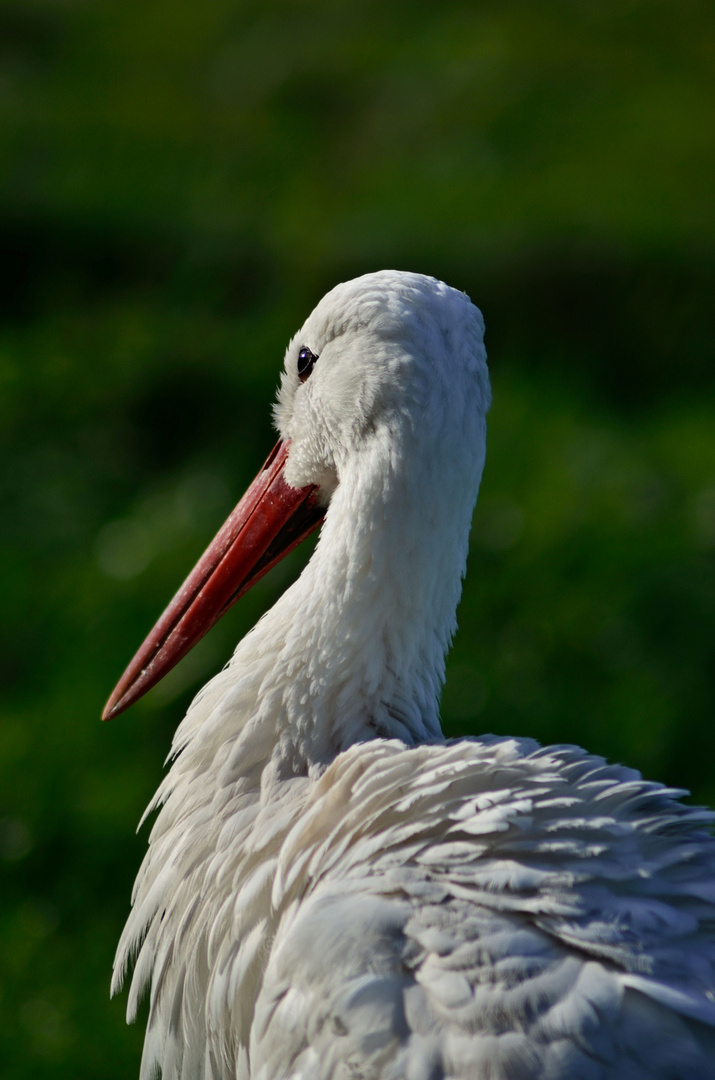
[
  {"x1": 101, "y1": 686, "x2": 131, "y2": 722},
  {"x1": 101, "y1": 699, "x2": 117, "y2": 722}
]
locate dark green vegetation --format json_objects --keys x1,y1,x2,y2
[{"x1": 1, "y1": 1, "x2": 713, "y2": 1074}]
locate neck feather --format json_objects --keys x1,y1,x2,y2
[{"x1": 169, "y1": 436, "x2": 478, "y2": 785}]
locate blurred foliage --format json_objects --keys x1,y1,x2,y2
[{"x1": 0, "y1": 0, "x2": 714, "y2": 1075}]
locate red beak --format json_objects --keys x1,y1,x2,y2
[{"x1": 102, "y1": 440, "x2": 324, "y2": 720}]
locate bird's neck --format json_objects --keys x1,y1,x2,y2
[
  {"x1": 173, "y1": 440, "x2": 475, "y2": 785},
  {"x1": 257, "y1": 442, "x2": 473, "y2": 770}
]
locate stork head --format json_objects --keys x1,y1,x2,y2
[
  {"x1": 275, "y1": 271, "x2": 489, "y2": 502},
  {"x1": 102, "y1": 271, "x2": 489, "y2": 720}
]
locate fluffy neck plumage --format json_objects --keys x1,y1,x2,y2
[
  {"x1": 172, "y1": 433, "x2": 476, "y2": 787},
  {"x1": 261, "y1": 440, "x2": 471, "y2": 768}
]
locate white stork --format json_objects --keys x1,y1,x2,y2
[{"x1": 105, "y1": 271, "x2": 715, "y2": 1080}]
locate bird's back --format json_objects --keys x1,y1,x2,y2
[
  {"x1": 251, "y1": 737, "x2": 715, "y2": 1080},
  {"x1": 124, "y1": 735, "x2": 715, "y2": 1079}
]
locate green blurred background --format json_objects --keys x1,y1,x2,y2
[{"x1": 1, "y1": 0, "x2": 713, "y2": 1074}]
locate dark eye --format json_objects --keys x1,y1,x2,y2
[{"x1": 297, "y1": 346, "x2": 318, "y2": 383}]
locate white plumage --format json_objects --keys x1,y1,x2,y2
[{"x1": 108, "y1": 271, "x2": 715, "y2": 1079}]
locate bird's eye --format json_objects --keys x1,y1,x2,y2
[{"x1": 297, "y1": 346, "x2": 318, "y2": 383}]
